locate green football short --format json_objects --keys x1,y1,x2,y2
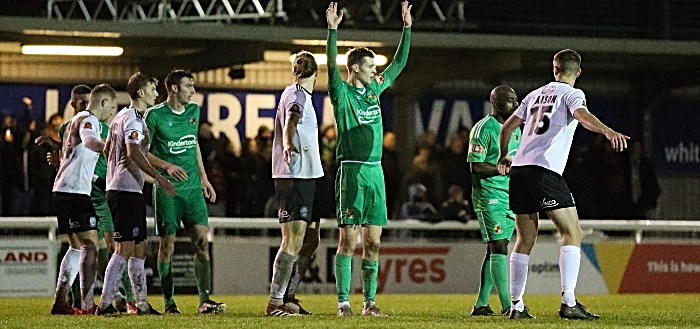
[
  {"x1": 335, "y1": 161, "x2": 387, "y2": 226},
  {"x1": 91, "y1": 178, "x2": 113, "y2": 241},
  {"x1": 476, "y1": 207, "x2": 515, "y2": 243},
  {"x1": 153, "y1": 185, "x2": 208, "y2": 236}
]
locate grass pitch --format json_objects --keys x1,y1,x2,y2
[{"x1": 2, "y1": 294, "x2": 699, "y2": 328}]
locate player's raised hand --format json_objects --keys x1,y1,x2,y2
[
  {"x1": 604, "y1": 129, "x2": 630, "y2": 152},
  {"x1": 326, "y1": 2, "x2": 343, "y2": 29},
  {"x1": 201, "y1": 179, "x2": 217, "y2": 203},
  {"x1": 497, "y1": 155, "x2": 512, "y2": 175},
  {"x1": 166, "y1": 163, "x2": 188, "y2": 181},
  {"x1": 402, "y1": 1, "x2": 412, "y2": 27}
]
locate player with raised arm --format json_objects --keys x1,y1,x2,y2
[
  {"x1": 468, "y1": 86, "x2": 521, "y2": 317},
  {"x1": 50, "y1": 84, "x2": 116, "y2": 315},
  {"x1": 96, "y1": 73, "x2": 174, "y2": 315},
  {"x1": 265, "y1": 51, "x2": 324, "y2": 316},
  {"x1": 145, "y1": 69, "x2": 223, "y2": 314},
  {"x1": 497, "y1": 49, "x2": 629, "y2": 320},
  {"x1": 326, "y1": 1, "x2": 411, "y2": 317}
]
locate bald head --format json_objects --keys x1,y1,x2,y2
[{"x1": 490, "y1": 85, "x2": 518, "y2": 118}]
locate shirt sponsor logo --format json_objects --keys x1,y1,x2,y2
[
  {"x1": 357, "y1": 105, "x2": 381, "y2": 124},
  {"x1": 470, "y1": 144, "x2": 485, "y2": 154},
  {"x1": 167, "y1": 134, "x2": 197, "y2": 154}
]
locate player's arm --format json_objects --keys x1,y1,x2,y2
[
  {"x1": 326, "y1": 2, "x2": 345, "y2": 105},
  {"x1": 79, "y1": 118, "x2": 105, "y2": 153},
  {"x1": 467, "y1": 128, "x2": 500, "y2": 177},
  {"x1": 126, "y1": 143, "x2": 174, "y2": 196},
  {"x1": 377, "y1": 1, "x2": 412, "y2": 93},
  {"x1": 196, "y1": 144, "x2": 216, "y2": 203},
  {"x1": 282, "y1": 91, "x2": 305, "y2": 164},
  {"x1": 573, "y1": 108, "x2": 629, "y2": 152},
  {"x1": 497, "y1": 114, "x2": 524, "y2": 175}
]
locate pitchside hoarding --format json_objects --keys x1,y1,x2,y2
[{"x1": 0, "y1": 239, "x2": 56, "y2": 297}]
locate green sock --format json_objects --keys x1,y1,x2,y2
[
  {"x1": 121, "y1": 265, "x2": 134, "y2": 301},
  {"x1": 194, "y1": 258, "x2": 212, "y2": 303},
  {"x1": 475, "y1": 254, "x2": 493, "y2": 307},
  {"x1": 490, "y1": 253, "x2": 511, "y2": 313},
  {"x1": 335, "y1": 254, "x2": 352, "y2": 303},
  {"x1": 158, "y1": 262, "x2": 175, "y2": 306},
  {"x1": 361, "y1": 259, "x2": 379, "y2": 303},
  {"x1": 97, "y1": 248, "x2": 110, "y2": 281}
]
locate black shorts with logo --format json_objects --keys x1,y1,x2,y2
[
  {"x1": 107, "y1": 190, "x2": 147, "y2": 243},
  {"x1": 275, "y1": 178, "x2": 317, "y2": 224},
  {"x1": 53, "y1": 192, "x2": 98, "y2": 234},
  {"x1": 509, "y1": 165, "x2": 576, "y2": 214}
]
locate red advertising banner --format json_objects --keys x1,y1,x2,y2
[{"x1": 618, "y1": 244, "x2": 700, "y2": 293}]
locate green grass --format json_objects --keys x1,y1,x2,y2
[{"x1": 2, "y1": 294, "x2": 700, "y2": 328}]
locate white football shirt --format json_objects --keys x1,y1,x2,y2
[
  {"x1": 511, "y1": 81, "x2": 587, "y2": 175},
  {"x1": 53, "y1": 111, "x2": 102, "y2": 195},
  {"x1": 272, "y1": 84, "x2": 324, "y2": 179},
  {"x1": 106, "y1": 107, "x2": 150, "y2": 193}
]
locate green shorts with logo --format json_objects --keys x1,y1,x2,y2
[
  {"x1": 153, "y1": 185, "x2": 208, "y2": 236},
  {"x1": 476, "y1": 207, "x2": 515, "y2": 243},
  {"x1": 335, "y1": 161, "x2": 387, "y2": 226},
  {"x1": 91, "y1": 178, "x2": 113, "y2": 241}
]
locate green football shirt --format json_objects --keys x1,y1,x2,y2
[
  {"x1": 468, "y1": 115, "x2": 522, "y2": 211},
  {"x1": 145, "y1": 102, "x2": 201, "y2": 191},
  {"x1": 326, "y1": 27, "x2": 410, "y2": 163},
  {"x1": 58, "y1": 117, "x2": 108, "y2": 179}
]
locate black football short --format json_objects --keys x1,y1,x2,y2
[
  {"x1": 53, "y1": 192, "x2": 98, "y2": 234},
  {"x1": 107, "y1": 190, "x2": 147, "y2": 243},
  {"x1": 509, "y1": 165, "x2": 576, "y2": 214},
  {"x1": 275, "y1": 178, "x2": 317, "y2": 224}
]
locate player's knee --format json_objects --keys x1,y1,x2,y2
[
  {"x1": 489, "y1": 240, "x2": 509, "y2": 255},
  {"x1": 364, "y1": 238, "x2": 380, "y2": 256}
]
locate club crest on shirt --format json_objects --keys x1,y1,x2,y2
[
  {"x1": 189, "y1": 117, "x2": 196, "y2": 125},
  {"x1": 514, "y1": 135, "x2": 519, "y2": 141},
  {"x1": 470, "y1": 144, "x2": 485, "y2": 154},
  {"x1": 129, "y1": 131, "x2": 139, "y2": 139},
  {"x1": 83, "y1": 122, "x2": 93, "y2": 129},
  {"x1": 369, "y1": 93, "x2": 376, "y2": 100}
]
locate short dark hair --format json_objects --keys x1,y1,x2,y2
[
  {"x1": 554, "y1": 49, "x2": 581, "y2": 75},
  {"x1": 346, "y1": 47, "x2": 375, "y2": 68},
  {"x1": 165, "y1": 69, "x2": 194, "y2": 93},
  {"x1": 127, "y1": 72, "x2": 158, "y2": 100},
  {"x1": 90, "y1": 84, "x2": 117, "y2": 102},
  {"x1": 71, "y1": 85, "x2": 92, "y2": 96},
  {"x1": 292, "y1": 51, "x2": 318, "y2": 79}
]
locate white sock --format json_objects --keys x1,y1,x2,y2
[
  {"x1": 338, "y1": 301, "x2": 350, "y2": 309},
  {"x1": 55, "y1": 248, "x2": 80, "y2": 305},
  {"x1": 269, "y1": 250, "x2": 297, "y2": 303},
  {"x1": 99, "y1": 253, "x2": 126, "y2": 309},
  {"x1": 510, "y1": 252, "x2": 530, "y2": 311},
  {"x1": 560, "y1": 245, "x2": 581, "y2": 307},
  {"x1": 79, "y1": 245, "x2": 98, "y2": 310},
  {"x1": 128, "y1": 257, "x2": 148, "y2": 311}
]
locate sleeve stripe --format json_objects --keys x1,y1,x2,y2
[{"x1": 472, "y1": 118, "x2": 488, "y2": 139}]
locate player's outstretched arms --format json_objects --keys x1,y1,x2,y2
[{"x1": 573, "y1": 108, "x2": 630, "y2": 152}]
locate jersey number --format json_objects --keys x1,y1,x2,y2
[{"x1": 527, "y1": 105, "x2": 553, "y2": 135}]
